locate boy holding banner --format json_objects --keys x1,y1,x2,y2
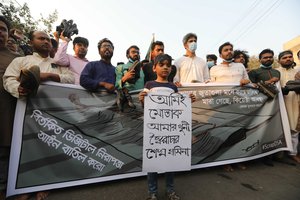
[{"x1": 139, "y1": 54, "x2": 195, "y2": 200}]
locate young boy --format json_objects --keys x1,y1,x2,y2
[{"x1": 139, "y1": 54, "x2": 195, "y2": 200}]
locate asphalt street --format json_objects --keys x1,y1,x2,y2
[{"x1": 31, "y1": 157, "x2": 300, "y2": 200}]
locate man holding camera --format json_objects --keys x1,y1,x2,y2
[
  {"x1": 115, "y1": 45, "x2": 144, "y2": 110},
  {"x1": 53, "y1": 20, "x2": 89, "y2": 85}
]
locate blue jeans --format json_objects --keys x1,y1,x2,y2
[{"x1": 147, "y1": 172, "x2": 174, "y2": 195}]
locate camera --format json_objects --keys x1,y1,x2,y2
[{"x1": 56, "y1": 19, "x2": 79, "y2": 39}]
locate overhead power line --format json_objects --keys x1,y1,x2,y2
[
  {"x1": 209, "y1": 0, "x2": 262, "y2": 50},
  {"x1": 234, "y1": 0, "x2": 284, "y2": 44}
]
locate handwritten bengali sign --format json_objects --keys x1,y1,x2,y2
[{"x1": 143, "y1": 92, "x2": 192, "y2": 172}]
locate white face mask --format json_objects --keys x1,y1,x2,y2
[{"x1": 188, "y1": 42, "x2": 197, "y2": 52}]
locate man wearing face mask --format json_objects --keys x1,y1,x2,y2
[
  {"x1": 248, "y1": 49, "x2": 280, "y2": 84},
  {"x1": 115, "y1": 45, "x2": 144, "y2": 110},
  {"x1": 209, "y1": 42, "x2": 250, "y2": 172},
  {"x1": 174, "y1": 33, "x2": 209, "y2": 85},
  {"x1": 206, "y1": 54, "x2": 218, "y2": 70},
  {"x1": 210, "y1": 42, "x2": 250, "y2": 85},
  {"x1": 277, "y1": 50, "x2": 300, "y2": 163}
]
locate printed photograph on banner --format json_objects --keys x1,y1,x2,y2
[{"x1": 142, "y1": 91, "x2": 192, "y2": 172}]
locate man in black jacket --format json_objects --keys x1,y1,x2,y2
[{"x1": 143, "y1": 41, "x2": 176, "y2": 84}]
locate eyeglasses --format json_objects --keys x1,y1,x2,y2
[{"x1": 100, "y1": 44, "x2": 113, "y2": 49}]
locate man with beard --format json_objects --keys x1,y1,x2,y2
[
  {"x1": 3, "y1": 31, "x2": 75, "y2": 98},
  {"x1": 80, "y1": 38, "x2": 115, "y2": 92},
  {"x1": 54, "y1": 32, "x2": 89, "y2": 85},
  {"x1": 209, "y1": 42, "x2": 250, "y2": 172},
  {"x1": 115, "y1": 45, "x2": 144, "y2": 110},
  {"x1": 277, "y1": 50, "x2": 300, "y2": 163},
  {"x1": 248, "y1": 49, "x2": 280, "y2": 84},
  {"x1": 3, "y1": 30, "x2": 74, "y2": 200},
  {"x1": 0, "y1": 16, "x2": 20, "y2": 200},
  {"x1": 210, "y1": 42, "x2": 250, "y2": 172},
  {"x1": 210, "y1": 42, "x2": 250, "y2": 85},
  {"x1": 174, "y1": 33, "x2": 209, "y2": 86}
]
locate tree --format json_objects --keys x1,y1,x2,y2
[
  {"x1": 0, "y1": 1, "x2": 58, "y2": 36},
  {"x1": 248, "y1": 56, "x2": 260, "y2": 70}
]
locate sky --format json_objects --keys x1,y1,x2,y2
[{"x1": 11, "y1": 0, "x2": 300, "y2": 65}]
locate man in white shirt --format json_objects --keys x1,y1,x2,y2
[
  {"x1": 277, "y1": 50, "x2": 300, "y2": 163},
  {"x1": 3, "y1": 31, "x2": 74, "y2": 98},
  {"x1": 210, "y1": 42, "x2": 250, "y2": 85},
  {"x1": 174, "y1": 33, "x2": 209, "y2": 85},
  {"x1": 209, "y1": 42, "x2": 250, "y2": 172}
]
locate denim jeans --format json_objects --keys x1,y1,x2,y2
[{"x1": 147, "y1": 172, "x2": 174, "y2": 195}]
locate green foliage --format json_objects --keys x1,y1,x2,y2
[{"x1": 0, "y1": 1, "x2": 58, "y2": 35}]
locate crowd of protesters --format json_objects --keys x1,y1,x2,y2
[{"x1": 1, "y1": 15, "x2": 300, "y2": 200}]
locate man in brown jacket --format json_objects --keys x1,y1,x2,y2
[{"x1": 0, "y1": 16, "x2": 20, "y2": 200}]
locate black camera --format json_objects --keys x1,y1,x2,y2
[
  {"x1": 126, "y1": 61, "x2": 141, "y2": 84},
  {"x1": 56, "y1": 19, "x2": 79, "y2": 39}
]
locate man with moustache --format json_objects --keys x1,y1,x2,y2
[
  {"x1": 143, "y1": 41, "x2": 177, "y2": 84},
  {"x1": 115, "y1": 45, "x2": 144, "y2": 110},
  {"x1": 209, "y1": 42, "x2": 250, "y2": 172},
  {"x1": 210, "y1": 42, "x2": 250, "y2": 85},
  {"x1": 248, "y1": 49, "x2": 280, "y2": 84},
  {"x1": 3, "y1": 30, "x2": 74, "y2": 200},
  {"x1": 80, "y1": 38, "x2": 115, "y2": 92},
  {"x1": 277, "y1": 50, "x2": 300, "y2": 163},
  {"x1": 3, "y1": 30, "x2": 75, "y2": 98},
  {"x1": 0, "y1": 16, "x2": 20, "y2": 200}
]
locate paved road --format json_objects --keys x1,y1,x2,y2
[{"x1": 38, "y1": 157, "x2": 300, "y2": 200}]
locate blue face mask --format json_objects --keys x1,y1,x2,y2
[
  {"x1": 207, "y1": 61, "x2": 215, "y2": 69},
  {"x1": 188, "y1": 42, "x2": 197, "y2": 52}
]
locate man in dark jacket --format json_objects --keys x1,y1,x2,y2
[{"x1": 0, "y1": 16, "x2": 20, "y2": 200}]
